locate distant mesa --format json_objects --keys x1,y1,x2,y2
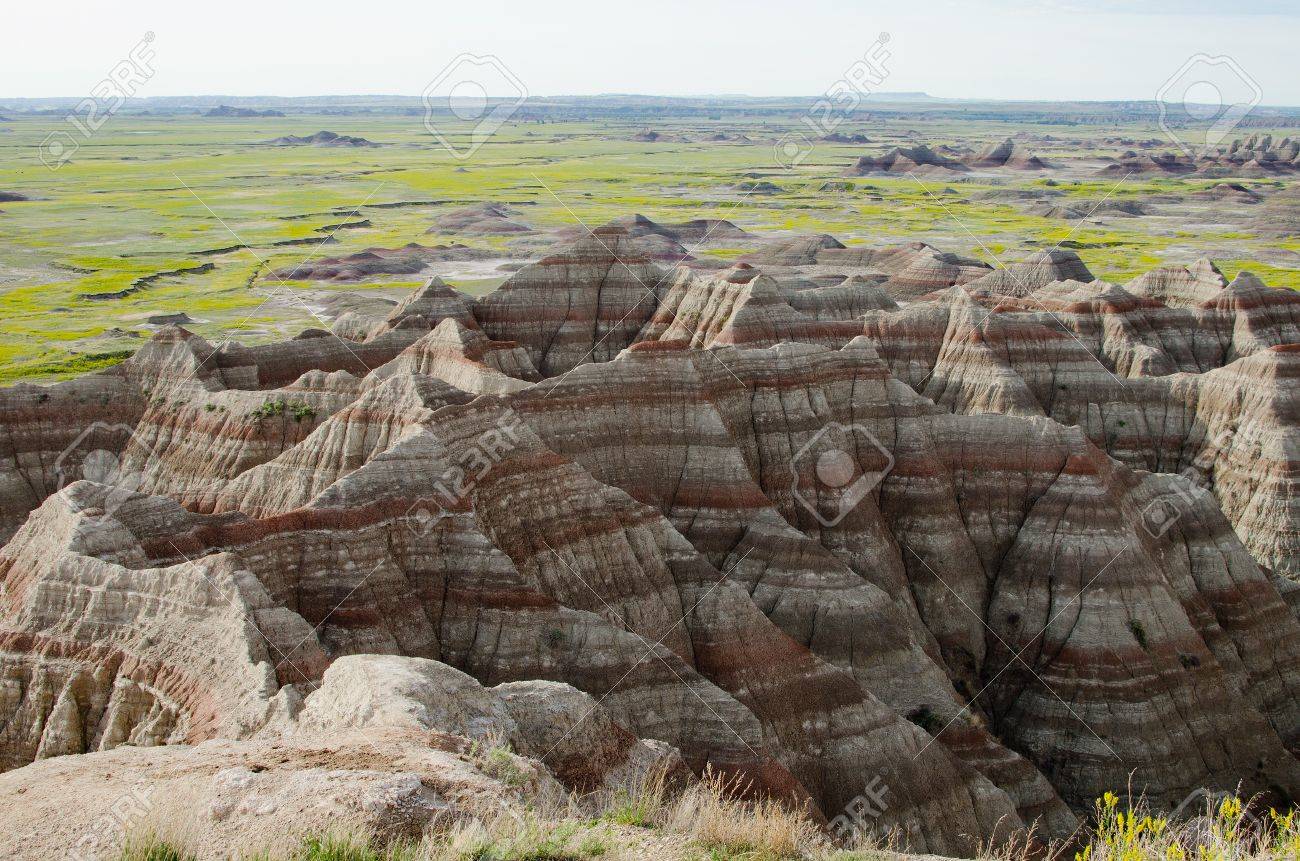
[
  {"x1": 552, "y1": 213, "x2": 752, "y2": 263},
  {"x1": 267, "y1": 130, "x2": 379, "y2": 147},
  {"x1": 965, "y1": 137, "x2": 1050, "y2": 170},
  {"x1": 600, "y1": 213, "x2": 750, "y2": 243},
  {"x1": 1097, "y1": 151, "x2": 1196, "y2": 176},
  {"x1": 270, "y1": 242, "x2": 496, "y2": 282},
  {"x1": 90, "y1": 326, "x2": 140, "y2": 340},
  {"x1": 1195, "y1": 182, "x2": 1263, "y2": 204},
  {"x1": 205, "y1": 104, "x2": 285, "y2": 118},
  {"x1": 845, "y1": 144, "x2": 968, "y2": 176},
  {"x1": 313, "y1": 219, "x2": 372, "y2": 233},
  {"x1": 427, "y1": 203, "x2": 532, "y2": 235},
  {"x1": 146, "y1": 312, "x2": 194, "y2": 326},
  {"x1": 821, "y1": 132, "x2": 872, "y2": 144},
  {"x1": 734, "y1": 180, "x2": 783, "y2": 194},
  {"x1": 973, "y1": 188, "x2": 1062, "y2": 203},
  {"x1": 631, "y1": 128, "x2": 686, "y2": 142},
  {"x1": 1025, "y1": 198, "x2": 1148, "y2": 219},
  {"x1": 1103, "y1": 136, "x2": 1165, "y2": 148}
]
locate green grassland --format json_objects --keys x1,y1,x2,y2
[{"x1": 0, "y1": 111, "x2": 1296, "y2": 383}]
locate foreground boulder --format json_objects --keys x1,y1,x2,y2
[{"x1": 0, "y1": 727, "x2": 536, "y2": 860}]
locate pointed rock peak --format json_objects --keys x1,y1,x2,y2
[
  {"x1": 420, "y1": 274, "x2": 454, "y2": 292},
  {"x1": 943, "y1": 284, "x2": 981, "y2": 307},
  {"x1": 366, "y1": 370, "x2": 473, "y2": 412},
  {"x1": 284, "y1": 368, "x2": 361, "y2": 394},
  {"x1": 608, "y1": 213, "x2": 658, "y2": 230},
  {"x1": 428, "y1": 316, "x2": 480, "y2": 338},
  {"x1": 813, "y1": 233, "x2": 847, "y2": 250},
  {"x1": 1190, "y1": 257, "x2": 1228, "y2": 286},
  {"x1": 971, "y1": 138, "x2": 1014, "y2": 162},
  {"x1": 841, "y1": 334, "x2": 884, "y2": 363},
  {"x1": 742, "y1": 272, "x2": 785, "y2": 300},
  {"x1": 123, "y1": 326, "x2": 222, "y2": 387},
  {"x1": 429, "y1": 316, "x2": 490, "y2": 349},
  {"x1": 721, "y1": 263, "x2": 762, "y2": 284},
  {"x1": 557, "y1": 224, "x2": 652, "y2": 262},
  {"x1": 1059, "y1": 279, "x2": 1147, "y2": 310},
  {"x1": 149, "y1": 324, "x2": 202, "y2": 344},
  {"x1": 1125, "y1": 258, "x2": 1231, "y2": 307},
  {"x1": 1226, "y1": 270, "x2": 1269, "y2": 292},
  {"x1": 389, "y1": 276, "x2": 468, "y2": 311},
  {"x1": 1029, "y1": 249, "x2": 1085, "y2": 266},
  {"x1": 381, "y1": 318, "x2": 495, "y2": 370},
  {"x1": 376, "y1": 278, "x2": 478, "y2": 335}
]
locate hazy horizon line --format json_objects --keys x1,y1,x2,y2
[{"x1": 4, "y1": 92, "x2": 1300, "y2": 111}]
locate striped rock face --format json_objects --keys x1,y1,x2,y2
[{"x1": 1, "y1": 224, "x2": 1299, "y2": 855}]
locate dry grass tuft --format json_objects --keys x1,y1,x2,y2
[{"x1": 667, "y1": 767, "x2": 826, "y2": 860}]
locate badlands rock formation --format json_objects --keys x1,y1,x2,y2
[
  {"x1": 271, "y1": 243, "x2": 494, "y2": 282},
  {"x1": 1097, "y1": 151, "x2": 1196, "y2": 176},
  {"x1": 845, "y1": 145, "x2": 968, "y2": 176},
  {"x1": 965, "y1": 138, "x2": 1049, "y2": 170},
  {"x1": 1, "y1": 220, "x2": 1299, "y2": 856},
  {"x1": 266, "y1": 130, "x2": 379, "y2": 148},
  {"x1": 1200, "y1": 134, "x2": 1300, "y2": 174},
  {"x1": 428, "y1": 203, "x2": 532, "y2": 235}
]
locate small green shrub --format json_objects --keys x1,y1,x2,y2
[
  {"x1": 247, "y1": 399, "x2": 316, "y2": 423},
  {"x1": 906, "y1": 704, "x2": 941, "y2": 733},
  {"x1": 247, "y1": 399, "x2": 286, "y2": 421},
  {"x1": 117, "y1": 834, "x2": 195, "y2": 861},
  {"x1": 469, "y1": 734, "x2": 529, "y2": 788},
  {"x1": 290, "y1": 402, "x2": 318, "y2": 422}
]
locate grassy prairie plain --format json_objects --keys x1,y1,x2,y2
[{"x1": 0, "y1": 109, "x2": 1297, "y2": 382}]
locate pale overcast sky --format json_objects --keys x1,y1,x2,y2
[{"x1": 5, "y1": 0, "x2": 1298, "y2": 104}]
